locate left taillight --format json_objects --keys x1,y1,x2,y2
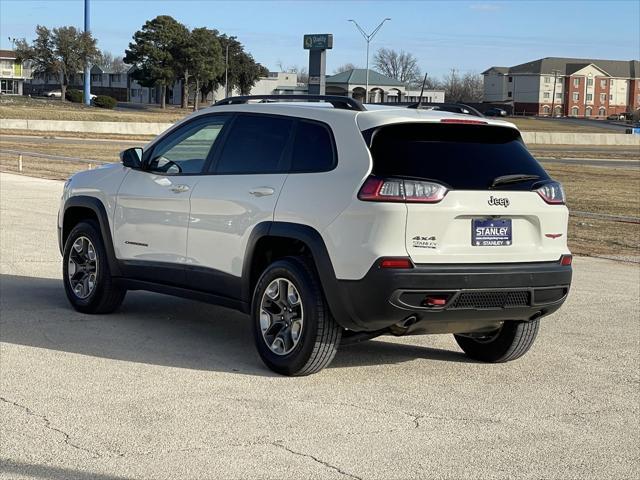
[
  {"x1": 536, "y1": 181, "x2": 565, "y2": 205},
  {"x1": 358, "y1": 176, "x2": 448, "y2": 203}
]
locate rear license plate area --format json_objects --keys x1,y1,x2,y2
[{"x1": 472, "y1": 219, "x2": 512, "y2": 246}]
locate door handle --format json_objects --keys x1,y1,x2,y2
[
  {"x1": 249, "y1": 187, "x2": 275, "y2": 197},
  {"x1": 170, "y1": 184, "x2": 190, "y2": 193}
]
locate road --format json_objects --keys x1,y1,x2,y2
[{"x1": 1, "y1": 173, "x2": 639, "y2": 480}]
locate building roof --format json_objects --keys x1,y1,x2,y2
[
  {"x1": 0, "y1": 49, "x2": 16, "y2": 59},
  {"x1": 484, "y1": 57, "x2": 639, "y2": 78},
  {"x1": 326, "y1": 69, "x2": 405, "y2": 87}
]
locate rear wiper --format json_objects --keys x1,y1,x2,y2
[{"x1": 491, "y1": 174, "x2": 540, "y2": 188}]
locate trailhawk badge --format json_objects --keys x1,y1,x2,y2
[{"x1": 412, "y1": 235, "x2": 437, "y2": 249}]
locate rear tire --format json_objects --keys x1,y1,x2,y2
[
  {"x1": 454, "y1": 319, "x2": 540, "y2": 363},
  {"x1": 63, "y1": 221, "x2": 126, "y2": 314},
  {"x1": 252, "y1": 256, "x2": 341, "y2": 376}
]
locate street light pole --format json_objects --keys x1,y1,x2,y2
[
  {"x1": 224, "y1": 43, "x2": 229, "y2": 98},
  {"x1": 83, "y1": 0, "x2": 91, "y2": 105},
  {"x1": 348, "y1": 18, "x2": 391, "y2": 102}
]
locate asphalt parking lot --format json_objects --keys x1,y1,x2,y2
[{"x1": 1, "y1": 172, "x2": 638, "y2": 480}]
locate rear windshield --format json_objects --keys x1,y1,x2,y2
[{"x1": 366, "y1": 123, "x2": 549, "y2": 190}]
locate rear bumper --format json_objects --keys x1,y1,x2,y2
[{"x1": 334, "y1": 260, "x2": 572, "y2": 333}]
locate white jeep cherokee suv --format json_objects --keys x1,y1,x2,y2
[{"x1": 58, "y1": 95, "x2": 572, "y2": 376}]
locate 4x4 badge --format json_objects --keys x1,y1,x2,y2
[{"x1": 488, "y1": 196, "x2": 510, "y2": 207}]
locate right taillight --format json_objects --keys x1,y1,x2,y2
[
  {"x1": 358, "y1": 176, "x2": 448, "y2": 203},
  {"x1": 536, "y1": 181, "x2": 566, "y2": 205}
]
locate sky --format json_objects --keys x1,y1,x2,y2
[{"x1": 1, "y1": 0, "x2": 639, "y2": 79}]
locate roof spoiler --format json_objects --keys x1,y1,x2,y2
[{"x1": 407, "y1": 102, "x2": 484, "y2": 117}]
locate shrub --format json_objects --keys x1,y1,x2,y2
[
  {"x1": 93, "y1": 95, "x2": 117, "y2": 109},
  {"x1": 65, "y1": 89, "x2": 83, "y2": 103}
]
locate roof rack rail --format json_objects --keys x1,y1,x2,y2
[
  {"x1": 213, "y1": 94, "x2": 366, "y2": 111},
  {"x1": 407, "y1": 102, "x2": 484, "y2": 117}
]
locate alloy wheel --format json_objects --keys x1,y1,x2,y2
[
  {"x1": 67, "y1": 236, "x2": 98, "y2": 299},
  {"x1": 259, "y1": 278, "x2": 304, "y2": 355}
]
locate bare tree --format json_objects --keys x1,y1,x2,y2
[
  {"x1": 97, "y1": 50, "x2": 127, "y2": 73},
  {"x1": 373, "y1": 48, "x2": 421, "y2": 85},
  {"x1": 441, "y1": 69, "x2": 483, "y2": 102},
  {"x1": 334, "y1": 63, "x2": 359, "y2": 74}
]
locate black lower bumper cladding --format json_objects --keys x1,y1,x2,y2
[{"x1": 335, "y1": 260, "x2": 572, "y2": 332}]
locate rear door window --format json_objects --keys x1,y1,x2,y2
[
  {"x1": 290, "y1": 120, "x2": 336, "y2": 172},
  {"x1": 367, "y1": 123, "x2": 549, "y2": 190},
  {"x1": 213, "y1": 114, "x2": 294, "y2": 174}
]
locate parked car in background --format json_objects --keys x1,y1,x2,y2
[
  {"x1": 484, "y1": 107, "x2": 508, "y2": 117},
  {"x1": 607, "y1": 113, "x2": 626, "y2": 121},
  {"x1": 46, "y1": 90, "x2": 97, "y2": 100},
  {"x1": 409, "y1": 102, "x2": 484, "y2": 117}
]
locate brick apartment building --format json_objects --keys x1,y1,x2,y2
[{"x1": 483, "y1": 57, "x2": 639, "y2": 117}]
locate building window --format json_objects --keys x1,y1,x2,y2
[
  {"x1": 543, "y1": 92, "x2": 550, "y2": 99},
  {"x1": 556, "y1": 92, "x2": 562, "y2": 99},
  {"x1": 508, "y1": 76, "x2": 513, "y2": 83},
  {"x1": 610, "y1": 94, "x2": 613, "y2": 101},
  {"x1": 571, "y1": 106, "x2": 579, "y2": 116},
  {"x1": 573, "y1": 78, "x2": 580, "y2": 87},
  {"x1": 507, "y1": 91, "x2": 512, "y2": 98},
  {"x1": 600, "y1": 79, "x2": 607, "y2": 88},
  {"x1": 91, "y1": 74, "x2": 101, "y2": 82},
  {"x1": 585, "y1": 107, "x2": 592, "y2": 117},
  {"x1": 542, "y1": 105, "x2": 550, "y2": 115},
  {"x1": 586, "y1": 93, "x2": 593, "y2": 101},
  {"x1": 598, "y1": 107, "x2": 606, "y2": 116},
  {"x1": 544, "y1": 76, "x2": 550, "y2": 83},
  {"x1": 600, "y1": 93, "x2": 606, "y2": 103},
  {"x1": 572, "y1": 92, "x2": 579, "y2": 102},
  {"x1": 111, "y1": 74, "x2": 121, "y2": 82},
  {"x1": 131, "y1": 88, "x2": 139, "y2": 97},
  {"x1": 587, "y1": 77, "x2": 593, "y2": 87}
]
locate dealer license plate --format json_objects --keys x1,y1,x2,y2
[{"x1": 472, "y1": 219, "x2": 512, "y2": 246}]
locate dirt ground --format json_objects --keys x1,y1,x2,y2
[{"x1": 1, "y1": 95, "x2": 192, "y2": 123}]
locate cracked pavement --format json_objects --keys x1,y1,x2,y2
[{"x1": 1, "y1": 172, "x2": 639, "y2": 480}]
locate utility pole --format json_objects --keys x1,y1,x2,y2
[
  {"x1": 83, "y1": 0, "x2": 91, "y2": 105},
  {"x1": 224, "y1": 43, "x2": 229, "y2": 98},
  {"x1": 348, "y1": 18, "x2": 391, "y2": 102},
  {"x1": 550, "y1": 69, "x2": 560, "y2": 117}
]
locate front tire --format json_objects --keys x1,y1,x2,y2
[
  {"x1": 63, "y1": 221, "x2": 126, "y2": 314},
  {"x1": 252, "y1": 257, "x2": 341, "y2": 376},
  {"x1": 454, "y1": 319, "x2": 540, "y2": 363}
]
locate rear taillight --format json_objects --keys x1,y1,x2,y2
[
  {"x1": 560, "y1": 254, "x2": 572, "y2": 266},
  {"x1": 358, "y1": 176, "x2": 448, "y2": 203},
  {"x1": 536, "y1": 181, "x2": 565, "y2": 204}
]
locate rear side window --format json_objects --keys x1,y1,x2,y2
[
  {"x1": 291, "y1": 121, "x2": 336, "y2": 172},
  {"x1": 367, "y1": 123, "x2": 549, "y2": 190},
  {"x1": 214, "y1": 115, "x2": 293, "y2": 174}
]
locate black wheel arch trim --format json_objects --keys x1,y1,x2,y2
[
  {"x1": 62, "y1": 195, "x2": 122, "y2": 277},
  {"x1": 242, "y1": 221, "x2": 362, "y2": 329}
]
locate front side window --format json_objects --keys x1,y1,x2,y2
[
  {"x1": 147, "y1": 117, "x2": 228, "y2": 174},
  {"x1": 214, "y1": 115, "x2": 293, "y2": 174},
  {"x1": 291, "y1": 121, "x2": 335, "y2": 172}
]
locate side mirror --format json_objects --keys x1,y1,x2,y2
[{"x1": 120, "y1": 147, "x2": 143, "y2": 169}]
